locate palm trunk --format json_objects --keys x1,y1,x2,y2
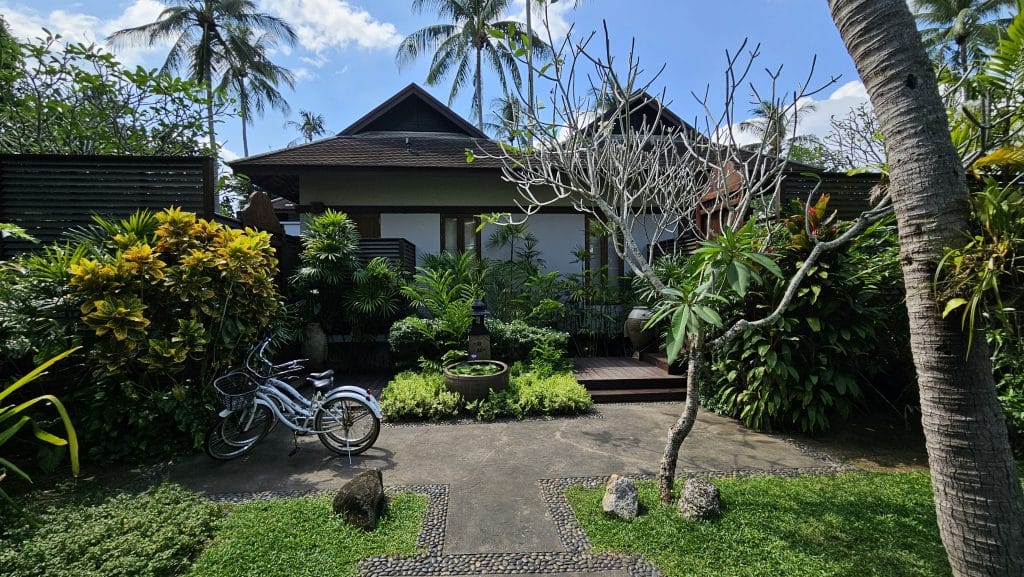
[
  {"x1": 829, "y1": 1, "x2": 1024, "y2": 575},
  {"x1": 240, "y1": 80, "x2": 249, "y2": 157},
  {"x1": 526, "y1": 0, "x2": 534, "y2": 109},
  {"x1": 475, "y1": 44, "x2": 484, "y2": 130},
  {"x1": 657, "y1": 333, "x2": 703, "y2": 505}
]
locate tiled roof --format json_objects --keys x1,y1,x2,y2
[{"x1": 229, "y1": 133, "x2": 504, "y2": 170}]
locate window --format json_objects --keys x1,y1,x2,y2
[{"x1": 441, "y1": 215, "x2": 481, "y2": 256}]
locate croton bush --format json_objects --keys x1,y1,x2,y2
[{"x1": 67, "y1": 209, "x2": 281, "y2": 461}]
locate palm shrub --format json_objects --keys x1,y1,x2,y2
[
  {"x1": 291, "y1": 209, "x2": 361, "y2": 332},
  {"x1": 67, "y1": 208, "x2": 280, "y2": 462},
  {"x1": 700, "y1": 200, "x2": 908, "y2": 432}
]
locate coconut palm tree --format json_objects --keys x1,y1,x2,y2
[
  {"x1": 285, "y1": 110, "x2": 327, "y2": 144},
  {"x1": 831, "y1": 0, "x2": 1024, "y2": 573},
  {"x1": 107, "y1": 0, "x2": 296, "y2": 153},
  {"x1": 396, "y1": 0, "x2": 550, "y2": 130},
  {"x1": 739, "y1": 100, "x2": 817, "y2": 157},
  {"x1": 913, "y1": 0, "x2": 1017, "y2": 73},
  {"x1": 218, "y1": 26, "x2": 295, "y2": 157}
]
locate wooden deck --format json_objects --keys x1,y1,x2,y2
[{"x1": 574, "y1": 357, "x2": 686, "y2": 403}]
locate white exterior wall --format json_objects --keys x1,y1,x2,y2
[
  {"x1": 625, "y1": 214, "x2": 676, "y2": 273},
  {"x1": 479, "y1": 214, "x2": 585, "y2": 275},
  {"x1": 380, "y1": 213, "x2": 440, "y2": 261}
]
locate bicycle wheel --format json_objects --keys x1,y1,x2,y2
[
  {"x1": 314, "y1": 397, "x2": 380, "y2": 456},
  {"x1": 204, "y1": 404, "x2": 274, "y2": 460}
]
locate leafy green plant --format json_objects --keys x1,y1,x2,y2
[
  {"x1": 0, "y1": 348, "x2": 80, "y2": 501},
  {"x1": 66, "y1": 208, "x2": 281, "y2": 462},
  {"x1": 347, "y1": 257, "x2": 407, "y2": 335},
  {"x1": 936, "y1": 180, "x2": 1024, "y2": 350},
  {"x1": 705, "y1": 209, "x2": 907, "y2": 432},
  {"x1": 291, "y1": 209, "x2": 361, "y2": 332},
  {"x1": 0, "y1": 34, "x2": 211, "y2": 156},
  {"x1": 446, "y1": 361, "x2": 504, "y2": 376},
  {"x1": 381, "y1": 367, "x2": 591, "y2": 422},
  {"x1": 379, "y1": 371, "x2": 461, "y2": 421},
  {"x1": 0, "y1": 483, "x2": 222, "y2": 577}
]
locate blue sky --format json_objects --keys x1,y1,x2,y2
[{"x1": 1, "y1": 1, "x2": 870, "y2": 159}]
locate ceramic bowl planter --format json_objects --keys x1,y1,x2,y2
[{"x1": 443, "y1": 360, "x2": 510, "y2": 402}]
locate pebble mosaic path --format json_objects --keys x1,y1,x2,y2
[{"x1": 164, "y1": 403, "x2": 854, "y2": 576}]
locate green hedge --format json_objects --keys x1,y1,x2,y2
[
  {"x1": 380, "y1": 366, "x2": 592, "y2": 421},
  {"x1": 387, "y1": 317, "x2": 569, "y2": 370}
]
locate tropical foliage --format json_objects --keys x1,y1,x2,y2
[
  {"x1": 63, "y1": 209, "x2": 280, "y2": 462},
  {"x1": 396, "y1": 0, "x2": 550, "y2": 129},
  {"x1": 107, "y1": 0, "x2": 297, "y2": 151},
  {"x1": 706, "y1": 204, "x2": 908, "y2": 432},
  {"x1": 0, "y1": 34, "x2": 210, "y2": 155},
  {"x1": 0, "y1": 348, "x2": 80, "y2": 501}
]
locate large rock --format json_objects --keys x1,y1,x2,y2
[
  {"x1": 602, "y1": 474, "x2": 638, "y2": 521},
  {"x1": 332, "y1": 469, "x2": 387, "y2": 530},
  {"x1": 677, "y1": 478, "x2": 721, "y2": 520}
]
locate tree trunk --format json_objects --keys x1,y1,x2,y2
[
  {"x1": 475, "y1": 44, "x2": 484, "y2": 130},
  {"x1": 240, "y1": 80, "x2": 249, "y2": 157},
  {"x1": 657, "y1": 334, "x2": 703, "y2": 505},
  {"x1": 828, "y1": 1, "x2": 1024, "y2": 574},
  {"x1": 526, "y1": 0, "x2": 534, "y2": 109}
]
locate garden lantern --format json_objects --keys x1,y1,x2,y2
[{"x1": 468, "y1": 299, "x2": 491, "y2": 360}]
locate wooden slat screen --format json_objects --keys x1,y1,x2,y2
[
  {"x1": 779, "y1": 171, "x2": 882, "y2": 220},
  {"x1": 358, "y1": 238, "x2": 416, "y2": 275},
  {"x1": 0, "y1": 154, "x2": 215, "y2": 258}
]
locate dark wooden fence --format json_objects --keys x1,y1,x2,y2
[
  {"x1": 358, "y1": 238, "x2": 417, "y2": 275},
  {"x1": 780, "y1": 171, "x2": 881, "y2": 220},
  {"x1": 0, "y1": 154, "x2": 215, "y2": 257}
]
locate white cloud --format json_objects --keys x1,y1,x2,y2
[
  {"x1": 264, "y1": 0, "x2": 402, "y2": 54},
  {"x1": 509, "y1": 0, "x2": 573, "y2": 41},
  {"x1": 721, "y1": 80, "x2": 872, "y2": 147},
  {"x1": 0, "y1": 0, "x2": 170, "y2": 68},
  {"x1": 293, "y1": 67, "x2": 315, "y2": 81}
]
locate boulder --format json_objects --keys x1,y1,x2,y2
[
  {"x1": 332, "y1": 469, "x2": 387, "y2": 530},
  {"x1": 602, "y1": 474, "x2": 638, "y2": 521},
  {"x1": 677, "y1": 478, "x2": 721, "y2": 520}
]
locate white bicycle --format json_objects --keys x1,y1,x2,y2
[{"x1": 204, "y1": 338, "x2": 382, "y2": 460}]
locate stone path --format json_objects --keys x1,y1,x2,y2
[{"x1": 166, "y1": 403, "x2": 847, "y2": 574}]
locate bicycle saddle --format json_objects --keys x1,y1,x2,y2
[{"x1": 306, "y1": 369, "x2": 334, "y2": 390}]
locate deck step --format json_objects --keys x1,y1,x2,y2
[
  {"x1": 574, "y1": 357, "x2": 686, "y2": 403},
  {"x1": 640, "y1": 352, "x2": 686, "y2": 375},
  {"x1": 589, "y1": 387, "x2": 687, "y2": 403}
]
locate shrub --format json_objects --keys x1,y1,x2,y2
[
  {"x1": 387, "y1": 316, "x2": 569, "y2": 370},
  {"x1": 379, "y1": 371, "x2": 461, "y2": 421},
  {"x1": 66, "y1": 209, "x2": 281, "y2": 462},
  {"x1": 0, "y1": 483, "x2": 223, "y2": 577},
  {"x1": 472, "y1": 371, "x2": 592, "y2": 421},
  {"x1": 290, "y1": 209, "x2": 361, "y2": 332},
  {"x1": 704, "y1": 206, "x2": 909, "y2": 433},
  {"x1": 381, "y1": 367, "x2": 591, "y2": 422},
  {"x1": 992, "y1": 329, "x2": 1024, "y2": 455}
]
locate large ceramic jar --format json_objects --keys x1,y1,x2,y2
[{"x1": 623, "y1": 306, "x2": 656, "y2": 353}]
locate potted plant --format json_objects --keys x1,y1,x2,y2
[{"x1": 443, "y1": 358, "x2": 510, "y2": 402}]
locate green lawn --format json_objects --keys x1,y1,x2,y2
[
  {"x1": 1, "y1": 483, "x2": 427, "y2": 577},
  {"x1": 188, "y1": 492, "x2": 427, "y2": 577},
  {"x1": 566, "y1": 472, "x2": 951, "y2": 577}
]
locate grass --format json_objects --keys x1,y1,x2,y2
[
  {"x1": 187, "y1": 492, "x2": 428, "y2": 577},
  {"x1": 566, "y1": 472, "x2": 951, "y2": 577},
  {"x1": 1, "y1": 483, "x2": 427, "y2": 577}
]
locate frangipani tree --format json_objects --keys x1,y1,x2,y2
[{"x1": 479, "y1": 16, "x2": 893, "y2": 501}]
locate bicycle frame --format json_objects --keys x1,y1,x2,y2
[{"x1": 218, "y1": 377, "x2": 382, "y2": 435}]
